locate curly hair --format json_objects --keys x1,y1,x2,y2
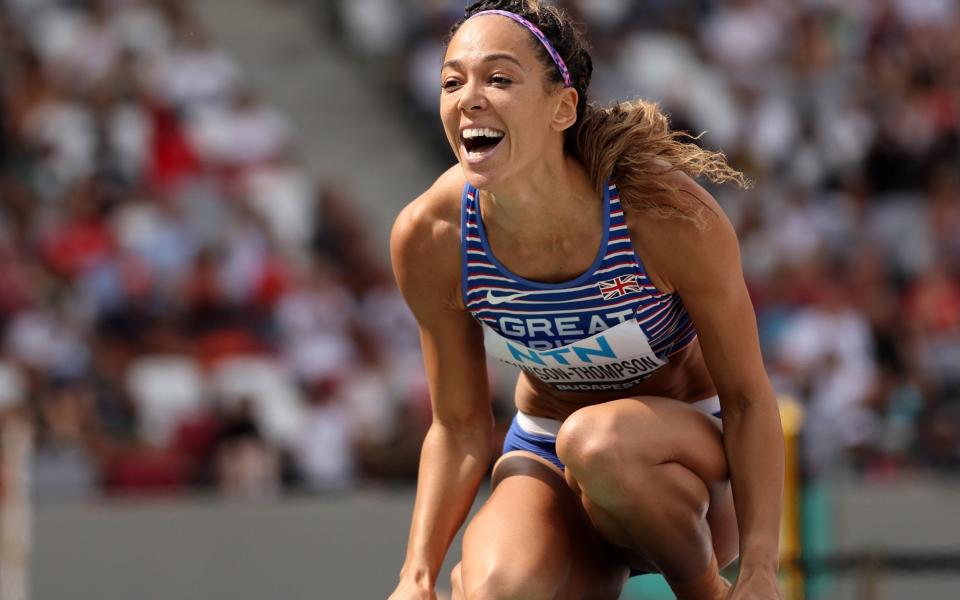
[{"x1": 450, "y1": 0, "x2": 750, "y2": 227}]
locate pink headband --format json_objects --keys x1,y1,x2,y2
[{"x1": 471, "y1": 9, "x2": 573, "y2": 88}]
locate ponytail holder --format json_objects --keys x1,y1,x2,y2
[{"x1": 470, "y1": 10, "x2": 572, "y2": 88}]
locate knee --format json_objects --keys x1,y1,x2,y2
[
  {"x1": 557, "y1": 404, "x2": 656, "y2": 480},
  {"x1": 556, "y1": 407, "x2": 638, "y2": 511},
  {"x1": 556, "y1": 405, "x2": 617, "y2": 474}
]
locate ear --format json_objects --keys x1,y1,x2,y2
[{"x1": 551, "y1": 87, "x2": 579, "y2": 132}]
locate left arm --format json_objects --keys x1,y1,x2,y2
[{"x1": 633, "y1": 179, "x2": 784, "y2": 595}]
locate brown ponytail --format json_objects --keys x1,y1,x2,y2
[
  {"x1": 453, "y1": 1, "x2": 750, "y2": 227},
  {"x1": 574, "y1": 100, "x2": 751, "y2": 228}
]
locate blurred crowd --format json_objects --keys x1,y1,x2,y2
[
  {"x1": 331, "y1": 0, "x2": 960, "y2": 477},
  {"x1": 2, "y1": 0, "x2": 959, "y2": 506},
  {"x1": 0, "y1": 0, "x2": 430, "y2": 502}
]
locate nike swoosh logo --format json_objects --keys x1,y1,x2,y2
[{"x1": 486, "y1": 290, "x2": 535, "y2": 305}]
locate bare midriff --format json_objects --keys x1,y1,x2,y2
[{"x1": 513, "y1": 338, "x2": 718, "y2": 421}]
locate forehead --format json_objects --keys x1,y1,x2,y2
[{"x1": 445, "y1": 15, "x2": 540, "y2": 65}]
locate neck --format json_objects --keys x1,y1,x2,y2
[{"x1": 479, "y1": 154, "x2": 598, "y2": 242}]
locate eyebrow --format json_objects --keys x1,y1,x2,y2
[{"x1": 441, "y1": 53, "x2": 524, "y2": 71}]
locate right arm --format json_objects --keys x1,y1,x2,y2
[{"x1": 389, "y1": 178, "x2": 493, "y2": 598}]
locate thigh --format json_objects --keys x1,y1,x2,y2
[
  {"x1": 618, "y1": 396, "x2": 737, "y2": 567},
  {"x1": 560, "y1": 396, "x2": 728, "y2": 493},
  {"x1": 558, "y1": 397, "x2": 739, "y2": 569},
  {"x1": 458, "y1": 451, "x2": 628, "y2": 600}
]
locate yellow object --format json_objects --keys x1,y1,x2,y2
[{"x1": 779, "y1": 395, "x2": 805, "y2": 600}]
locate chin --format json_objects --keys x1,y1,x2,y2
[
  {"x1": 459, "y1": 159, "x2": 517, "y2": 192},
  {"x1": 459, "y1": 164, "x2": 497, "y2": 191}
]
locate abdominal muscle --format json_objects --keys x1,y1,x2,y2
[{"x1": 514, "y1": 338, "x2": 718, "y2": 421}]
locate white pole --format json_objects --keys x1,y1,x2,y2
[{"x1": 1, "y1": 415, "x2": 33, "y2": 600}]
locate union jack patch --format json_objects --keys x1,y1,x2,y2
[{"x1": 598, "y1": 275, "x2": 641, "y2": 300}]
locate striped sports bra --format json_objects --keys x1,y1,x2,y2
[{"x1": 460, "y1": 181, "x2": 697, "y2": 392}]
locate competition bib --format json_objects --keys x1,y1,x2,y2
[{"x1": 482, "y1": 319, "x2": 667, "y2": 392}]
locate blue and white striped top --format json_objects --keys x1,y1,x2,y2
[{"x1": 460, "y1": 181, "x2": 697, "y2": 393}]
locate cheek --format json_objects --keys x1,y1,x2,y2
[
  {"x1": 511, "y1": 105, "x2": 551, "y2": 142},
  {"x1": 438, "y1": 99, "x2": 460, "y2": 148},
  {"x1": 439, "y1": 96, "x2": 458, "y2": 128},
  {"x1": 505, "y1": 90, "x2": 552, "y2": 130}
]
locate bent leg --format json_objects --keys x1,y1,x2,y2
[
  {"x1": 457, "y1": 451, "x2": 628, "y2": 600},
  {"x1": 556, "y1": 398, "x2": 738, "y2": 600}
]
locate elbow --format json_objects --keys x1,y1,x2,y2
[
  {"x1": 718, "y1": 386, "x2": 779, "y2": 420},
  {"x1": 434, "y1": 406, "x2": 494, "y2": 433},
  {"x1": 432, "y1": 410, "x2": 495, "y2": 456}
]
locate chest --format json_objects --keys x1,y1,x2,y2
[{"x1": 482, "y1": 220, "x2": 604, "y2": 285}]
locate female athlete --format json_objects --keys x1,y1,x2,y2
[{"x1": 388, "y1": 2, "x2": 784, "y2": 599}]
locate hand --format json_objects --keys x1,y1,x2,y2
[
  {"x1": 387, "y1": 577, "x2": 436, "y2": 600},
  {"x1": 726, "y1": 567, "x2": 782, "y2": 600}
]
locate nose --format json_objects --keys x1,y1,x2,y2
[{"x1": 457, "y1": 79, "x2": 487, "y2": 112}]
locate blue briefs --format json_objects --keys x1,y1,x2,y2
[{"x1": 503, "y1": 413, "x2": 566, "y2": 470}]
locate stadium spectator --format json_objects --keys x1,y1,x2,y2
[
  {"x1": 0, "y1": 0, "x2": 429, "y2": 500},
  {"x1": 328, "y1": 0, "x2": 960, "y2": 476},
  {"x1": 2, "y1": 0, "x2": 959, "y2": 500}
]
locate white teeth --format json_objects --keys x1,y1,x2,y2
[{"x1": 462, "y1": 128, "x2": 505, "y2": 139}]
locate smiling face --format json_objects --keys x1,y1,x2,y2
[{"x1": 440, "y1": 14, "x2": 577, "y2": 190}]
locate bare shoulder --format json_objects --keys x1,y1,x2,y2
[
  {"x1": 624, "y1": 171, "x2": 741, "y2": 293},
  {"x1": 391, "y1": 165, "x2": 468, "y2": 311}
]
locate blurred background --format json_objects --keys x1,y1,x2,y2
[{"x1": 0, "y1": 0, "x2": 958, "y2": 598}]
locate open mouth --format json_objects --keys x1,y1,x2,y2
[{"x1": 461, "y1": 127, "x2": 505, "y2": 156}]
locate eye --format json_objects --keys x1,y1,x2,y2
[
  {"x1": 441, "y1": 79, "x2": 462, "y2": 91},
  {"x1": 490, "y1": 75, "x2": 512, "y2": 86}
]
